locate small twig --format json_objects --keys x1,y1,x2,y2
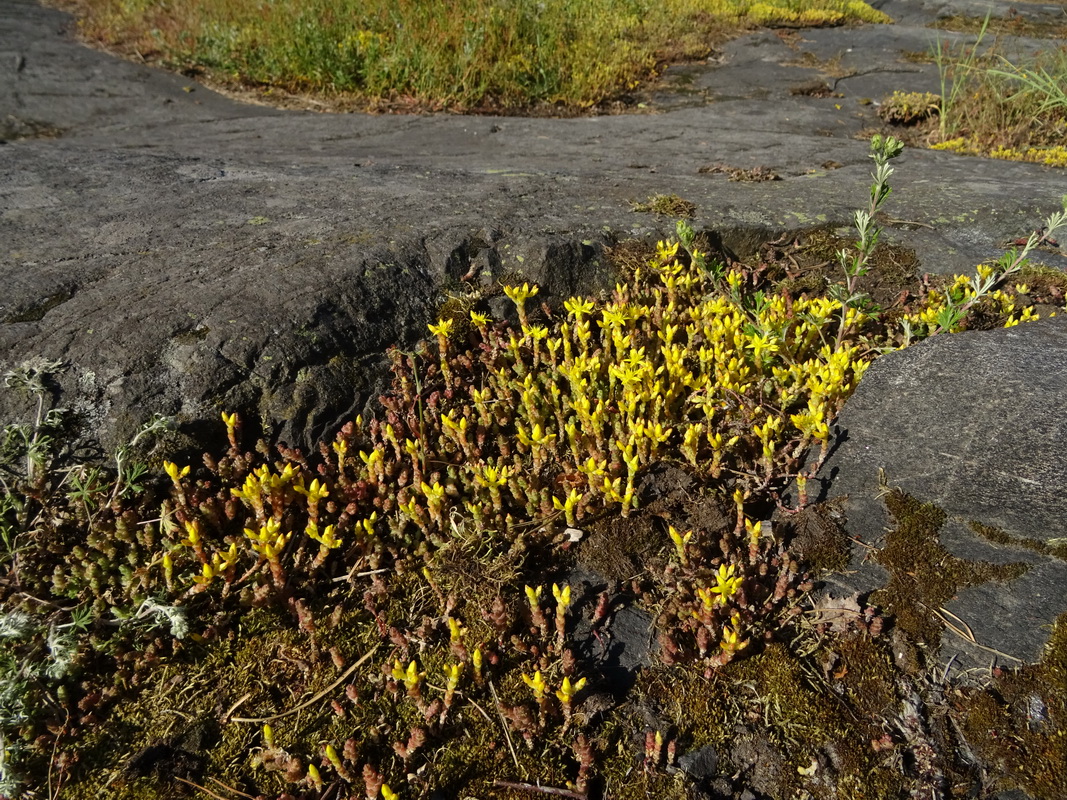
[
  {"x1": 940, "y1": 653, "x2": 959, "y2": 685},
  {"x1": 334, "y1": 566, "x2": 393, "y2": 583},
  {"x1": 231, "y1": 646, "x2": 378, "y2": 723},
  {"x1": 492, "y1": 780, "x2": 586, "y2": 799},
  {"x1": 210, "y1": 776, "x2": 257, "y2": 800},
  {"x1": 221, "y1": 692, "x2": 252, "y2": 723},
  {"x1": 46, "y1": 711, "x2": 70, "y2": 800},
  {"x1": 489, "y1": 680, "x2": 520, "y2": 772},
  {"x1": 931, "y1": 606, "x2": 1023, "y2": 663},
  {"x1": 882, "y1": 216, "x2": 935, "y2": 229},
  {"x1": 174, "y1": 776, "x2": 232, "y2": 800}
]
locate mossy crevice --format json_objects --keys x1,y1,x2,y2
[
  {"x1": 874, "y1": 489, "x2": 1031, "y2": 653},
  {"x1": 957, "y1": 613, "x2": 1067, "y2": 799}
]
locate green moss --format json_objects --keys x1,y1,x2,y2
[
  {"x1": 771, "y1": 227, "x2": 922, "y2": 312},
  {"x1": 833, "y1": 633, "x2": 897, "y2": 718},
  {"x1": 929, "y1": 14, "x2": 1067, "y2": 40},
  {"x1": 960, "y1": 613, "x2": 1067, "y2": 799},
  {"x1": 970, "y1": 520, "x2": 1067, "y2": 562},
  {"x1": 3, "y1": 288, "x2": 74, "y2": 324},
  {"x1": 875, "y1": 489, "x2": 1031, "y2": 652},
  {"x1": 878, "y1": 90, "x2": 940, "y2": 125},
  {"x1": 632, "y1": 640, "x2": 907, "y2": 799},
  {"x1": 631, "y1": 194, "x2": 697, "y2": 218}
]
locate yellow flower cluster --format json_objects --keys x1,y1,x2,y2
[
  {"x1": 932, "y1": 138, "x2": 1067, "y2": 168},
  {"x1": 460, "y1": 247, "x2": 872, "y2": 525},
  {"x1": 903, "y1": 266, "x2": 1042, "y2": 335}
]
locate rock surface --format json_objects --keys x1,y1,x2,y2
[
  {"x1": 3, "y1": 1, "x2": 1067, "y2": 797},
  {"x1": 814, "y1": 316, "x2": 1067, "y2": 671},
  {"x1": 3, "y1": 0, "x2": 1067, "y2": 455}
]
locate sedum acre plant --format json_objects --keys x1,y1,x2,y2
[{"x1": 1, "y1": 140, "x2": 1065, "y2": 798}]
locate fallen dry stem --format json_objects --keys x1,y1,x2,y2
[
  {"x1": 229, "y1": 645, "x2": 378, "y2": 724},
  {"x1": 493, "y1": 779, "x2": 588, "y2": 798}
]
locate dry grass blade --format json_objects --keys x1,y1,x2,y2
[
  {"x1": 933, "y1": 606, "x2": 1023, "y2": 663},
  {"x1": 229, "y1": 645, "x2": 378, "y2": 724}
]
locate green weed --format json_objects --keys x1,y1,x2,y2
[
  {"x1": 924, "y1": 14, "x2": 1067, "y2": 160},
  {"x1": 55, "y1": 0, "x2": 890, "y2": 111}
]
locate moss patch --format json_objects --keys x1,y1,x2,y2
[
  {"x1": 958, "y1": 613, "x2": 1067, "y2": 799},
  {"x1": 754, "y1": 226, "x2": 923, "y2": 314},
  {"x1": 633, "y1": 638, "x2": 909, "y2": 799},
  {"x1": 874, "y1": 489, "x2": 1031, "y2": 653},
  {"x1": 630, "y1": 194, "x2": 697, "y2": 218},
  {"x1": 929, "y1": 13, "x2": 1067, "y2": 40},
  {"x1": 970, "y1": 520, "x2": 1067, "y2": 562}
]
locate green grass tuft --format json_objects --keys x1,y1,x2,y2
[{"x1": 55, "y1": 0, "x2": 890, "y2": 111}]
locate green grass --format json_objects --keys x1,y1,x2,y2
[
  {"x1": 54, "y1": 0, "x2": 890, "y2": 111},
  {"x1": 921, "y1": 15, "x2": 1067, "y2": 163}
]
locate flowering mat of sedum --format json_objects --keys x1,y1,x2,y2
[{"x1": 2, "y1": 141, "x2": 1067, "y2": 799}]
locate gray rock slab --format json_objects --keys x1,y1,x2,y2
[
  {"x1": 813, "y1": 316, "x2": 1067, "y2": 670},
  {"x1": 2, "y1": 0, "x2": 1066, "y2": 455}
]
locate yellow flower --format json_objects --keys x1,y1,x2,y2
[
  {"x1": 418, "y1": 480, "x2": 440, "y2": 500},
  {"x1": 718, "y1": 563, "x2": 742, "y2": 594},
  {"x1": 306, "y1": 521, "x2": 341, "y2": 549},
  {"x1": 746, "y1": 333, "x2": 779, "y2": 361},
  {"x1": 655, "y1": 239, "x2": 680, "y2": 261},
  {"x1": 699, "y1": 563, "x2": 742, "y2": 608},
  {"x1": 552, "y1": 583, "x2": 572, "y2": 611},
  {"x1": 293, "y1": 478, "x2": 329, "y2": 504},
  {"x1": 212, "y1": 541, "x2": 239, "y2": 571},
  {"x1": 359, "y1": 448, "x2": 383, "y2": 469},
  {"x1": 503, "y1": 283, "x2": 539, "y2": 304},
  {"x1": 477, "y1": 464, "x2": 509, "y2": 488},
  {"x1": 444, "y1": 662, "x2": 464, "y2": 691},
  {"x1": 669, "y1": 526, "x2": 693, "y2": 564},
  {"x1": 181, "y1": 520, "x2": 201, "y2": 548},
  {"x1": 191, "y1": 561, "x2": 215, "y2": 586},
  {"x1": 427, "y1": 318, "x2": 454, "y2": 338},
  {"x1": 448, "y1": 617, "x2": 465, "y2": 642},
  {"x1": 522, "y1": 670, "x2": 548, "y2": 700},
  {"x1": 391, "y1": 659, "x2": 424, "y2": 692},
  {"x1": 555, "y1": 675, "x2": 588, "y2": 704},
  {"x1": 720, "y1": 614, "x2": 749, "y2": 654},
  {"x1": 163, "y1": 461, "x2": 190, "y2": 484},
  {"x1": 516, "y1": 422, "x2": 556, "y2": 448},
  {"x1": 564, "y1": 296, "x2": 595, "y2": 319}
]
